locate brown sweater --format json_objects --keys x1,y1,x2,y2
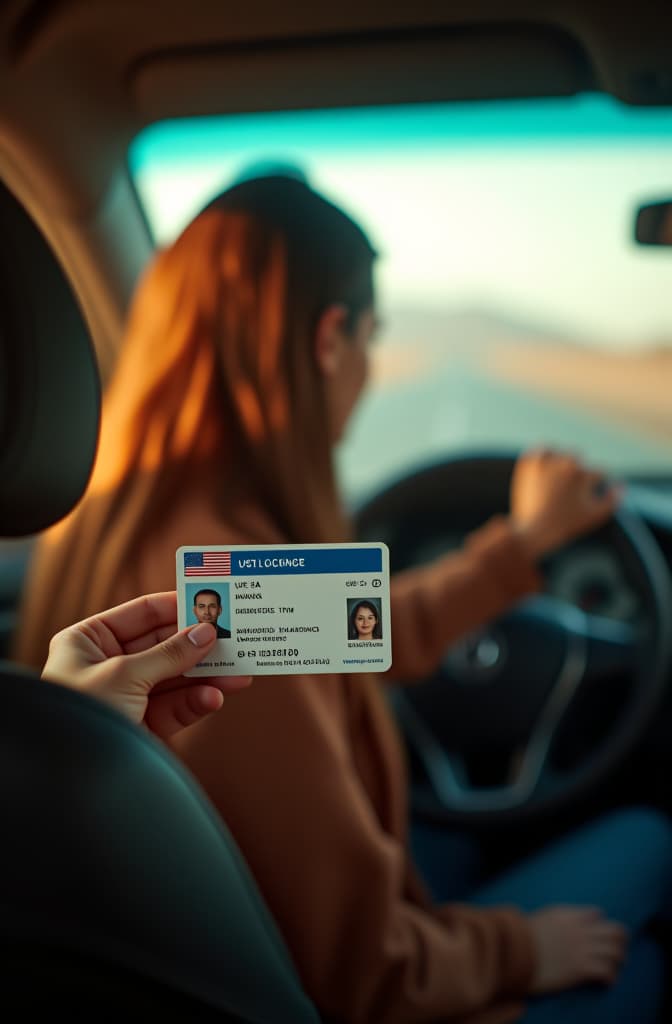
[
  {"x1": 168, "y1": 507, "x2": 541, "y2": 1024},
  {"x1": 16, "y1": 496, "x2": 541, "y2": 1022}
]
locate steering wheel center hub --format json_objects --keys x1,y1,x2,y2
[{"x1": 446, "y1": 630, "x2": 507, "y2": 681}]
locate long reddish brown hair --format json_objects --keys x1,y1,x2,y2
[
  {"x1": 13, "y1": 175, "x2": 377, "y2": 667},
  {"x1": 94, "y1": 174, "x2": 376, "y2": 543}
]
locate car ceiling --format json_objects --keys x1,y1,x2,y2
[{"x1": 0, "y1": 0, "x2": 669, "y2": 375}]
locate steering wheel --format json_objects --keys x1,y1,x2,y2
[{"x1": 354, "y1": 453, "x2": 672, "y2": 825}]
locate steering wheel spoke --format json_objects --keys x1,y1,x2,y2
[
  {"x1": 514, "y1": 593, "x2": 640, "y2": 678},
  {"x1": 392, "y1": 688, "x2": 559, "y2": 812},
  {"x1": 581, "y1": 612, "x2": 639, "y2": 679}
]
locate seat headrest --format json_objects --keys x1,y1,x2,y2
[{"x1": 0, "y1": 180, "x2": 100, "y2": 536}]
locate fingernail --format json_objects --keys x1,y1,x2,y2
[{"x1": 188, "y1": 623, "x2": 216, "y2": 646}]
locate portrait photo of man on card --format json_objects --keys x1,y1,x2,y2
[{"x1": 188, "y1": 584, "x2": 231, "y2": 638}]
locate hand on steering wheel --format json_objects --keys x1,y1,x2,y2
[{"x1": 356, "y1": 454, "x2": 672, "y2": 824}]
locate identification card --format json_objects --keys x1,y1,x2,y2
[{"x1": 176, "y1": 543, "x2": 391, "y2": 675}]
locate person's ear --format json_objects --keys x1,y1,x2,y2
[{"x1": 314, "y1": 303, "x2": 349, "y2": 378}]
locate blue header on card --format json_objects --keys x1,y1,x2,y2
[{"x1": 184, "y1": 547, "x2": 382, "y2": 576}]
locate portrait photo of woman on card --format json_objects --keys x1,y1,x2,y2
[{"x1": 347, "y1": 598, "x2": 382, "y2": 641}]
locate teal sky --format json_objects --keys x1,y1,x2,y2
[{"x1": 130, "y1": 94, "x2": 672, "y2": 166}]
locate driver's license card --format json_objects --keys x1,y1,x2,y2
[{"x1": 176, "y1": 543, "x2": 391, "y2": 676}]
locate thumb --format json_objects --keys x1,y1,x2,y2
[{"x1": 125, "y1": 621, "x2": 217, "y2": 692}]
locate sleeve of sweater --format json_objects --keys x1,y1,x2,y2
[
  {"x1": 389, "y1": 516, "x2": 542, "y2": 681},
  {"x1": 171, "y1": 674, "x2": 536, "y2": 1024}
]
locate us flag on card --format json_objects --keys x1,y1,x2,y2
[{"x1": 184, "y1": 551, "x2": 232, "y2": 576}]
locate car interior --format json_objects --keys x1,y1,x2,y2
[{"x1": 1, "y1": 0, "x2": 672, "y2": 1017}]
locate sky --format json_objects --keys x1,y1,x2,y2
[{"x1": 130, "y1": 94, "x2": 672, "y2": 350}]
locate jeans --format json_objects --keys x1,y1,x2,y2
[{"x1": 411, "y1": 807, "x2": 672, "y2": 1023}]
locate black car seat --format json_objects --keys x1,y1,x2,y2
[{"x1": 0, "y1": 178, "x2": 320, "y2": 1023}]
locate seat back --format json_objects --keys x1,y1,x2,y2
[{"x1": 0, "y1": 667, "x2": 318, "y2": 1021}]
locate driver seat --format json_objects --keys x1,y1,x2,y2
[{"x1": 0, "y1": 177, "x2": 319, "y2": 1022}]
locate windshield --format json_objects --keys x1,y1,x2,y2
[{"x1": 129, "y1": 94, "x2": 672, "y2": 509}]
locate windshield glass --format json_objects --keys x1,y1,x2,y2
[{"x1": 129, "y1": 95, "x2": 672, "y2": 509}]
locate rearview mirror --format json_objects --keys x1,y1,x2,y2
[{"x1": 634, "y1": 200, "x2": 672, "y2": 246}]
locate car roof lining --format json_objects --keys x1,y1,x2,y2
[
  {"x1": 0, "y1": 1, "x2": 669, "y2": 215},
  {"x1": 0, "y1": 2, "x2": 668, "y2": 209},
  {"x1": 131, "y1": 24, "x2": 595, "y2": 122},
  {"x1": 0, "y1": 0, "x2": 668, "y2": 382}
]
